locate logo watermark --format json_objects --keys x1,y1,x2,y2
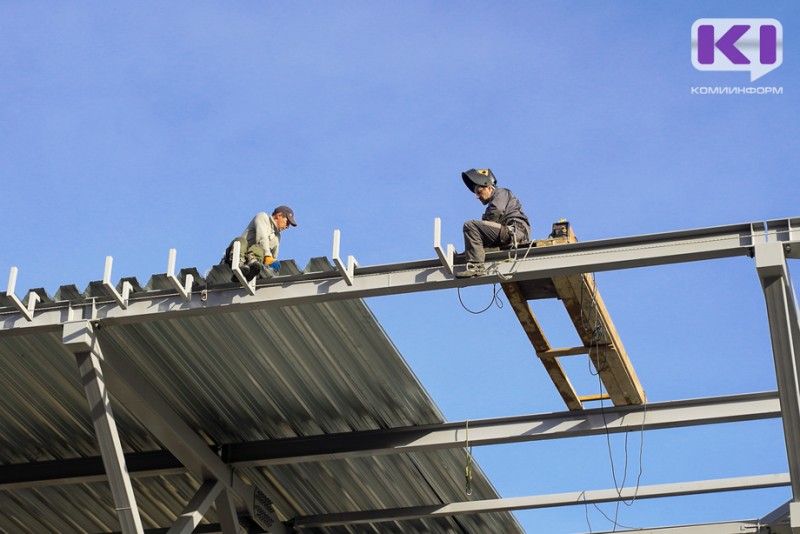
[
  {"x1": 691, "y1": 18, "x2": 783, "y2": 81},
  {"x1": 690, "y1": 86, "x2": 783, "y2": 95}
]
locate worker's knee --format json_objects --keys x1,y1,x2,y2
[
  {"x1": 227, "y1": 237, "x2": 248, "y2": 255},
  {"x1": 463, "y1": 220, "x2": 481, "y2": 234},
  {"x1": 247, "y1": 244, "x2": 266, "y2": 260}
]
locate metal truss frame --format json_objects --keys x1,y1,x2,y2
[
  {"x1": 1, "y1": 391, "x2": 780, "y2": 490},
  {"x1": 3, "y1": 218, "x2": 797, "y2": 335},
  {"x1": 61, "y1": 321, "x2": 286, "y2": 534},
  {"x1": 291, "y1": 473, "x2": 792, "y2": 529},
  {"x1": 2, "y1": 217, "x2": 799, "y2": 532},
  {"x1": 221, "y1": 391, "x2": 781, "y2": 466}
]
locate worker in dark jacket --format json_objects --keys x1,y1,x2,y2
[{"x1": 456, "y1": 168, "x2": 530, "y2": 278}]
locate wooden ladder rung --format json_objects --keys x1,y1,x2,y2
[
  {"x1": 578, "y1": 393, "x2": 612, "y2": 402},
  {"x1": 538, "y1": 345, "x2": 611, "y2": 359}
]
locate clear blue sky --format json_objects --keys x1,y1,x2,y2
[{"x1": 1, "y1": 2, "x2": 797, "y2": 532}]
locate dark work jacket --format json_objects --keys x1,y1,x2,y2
[{"x1": 481, "y1": 187, "x2": 530, "y2": 237}]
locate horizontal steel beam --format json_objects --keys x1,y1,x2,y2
[
  {"x1": 291, "y1": 473, "x2": 791, "y2": 528},
  {"x1": 0, "y1": 451, "x2": 183, "y2": 490},
  {"x1": 588, "y1": 520, "x2": 773, "y2": 534},
  {"x1": 3, "y1": 392, "x2": 780, "y2": 490},
  {"x1": 3, "y1": 219, "x2": 793, "y2": 337},
  {"x1": 223, "y1": 391, "x2": 781, "y2": 467}
]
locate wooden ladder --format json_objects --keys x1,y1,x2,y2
[{"x1": 501, "y1": 226, "x2": 646, "y2": 411}]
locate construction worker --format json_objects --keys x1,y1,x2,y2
[
  {"x1": 455, "y1": 169, "x2": 530, "y2": 278},
  {"x1": 225, "y1": 206, "x2": 297, "y2": 281}
]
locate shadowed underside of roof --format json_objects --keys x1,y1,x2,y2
[{"x1": 0, "y1": 257, "x2": 524, "y2": 533}]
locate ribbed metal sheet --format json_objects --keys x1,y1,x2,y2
[{"x1": 0, "y1": 258, "x2": 524, "y2": 533}]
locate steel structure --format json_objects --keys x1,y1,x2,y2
[{"x1": 0, "y1": 216, "x2": 799, "y2": 533}]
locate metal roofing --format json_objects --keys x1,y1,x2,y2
[{"x1": 0, "y1": 258, "x2": 524, "y2": 533}]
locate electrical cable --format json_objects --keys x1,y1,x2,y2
[
  {"x1": 457, "y1": 283, "x2": 504, "y2": 314},
  {"x1": 456, "y1": 243, "x2": 651, "y2": 530},
  {"x1": 579, "y1": 272, "x2": 647, "y2": 532},
  {"x1": 582, "y1": 491, "x2": 593, "y2": 533},
  {"x1": 590, "y1": 503, "x2": 638, "y2": 531}
]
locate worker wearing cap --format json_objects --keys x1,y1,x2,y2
[
  {"x1": 456, "y1": 169, "x2": 530, "y2": 278},
  {"x1": 225, "y1": 206, "x2": 297, "y2": 280}
]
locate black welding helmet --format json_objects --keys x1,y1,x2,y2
[{"x1": 461, "y1": 168, "x2": 497, "y2": 192}]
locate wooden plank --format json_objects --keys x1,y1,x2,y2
[
  {"x1": 501, "y1": 224, "x2": 645, "y2": 409},
  {"x1": 578, "y1": 393, "x2": 612, "y2": 403},
  {"x1": 551, "y1": 273, "x2": 646, "y2": 406},
  {"x1": 501, "y1": 281, "x2": 583, "y2": 411},
  {"x1": 538, "y1": 345, "x2": 609, "y2": 358}
]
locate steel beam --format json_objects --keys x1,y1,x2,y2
[
  {"x1": 0, "y1": 450, "x2": 184, "y2": 490},
  {"x1": 215, "y1": 489, "x2": 241, "y2": 534},
  {"x1": 756, "y1": 241, "x2": 800, "y2": 506},
  {"x1": 3, "y1": 392, "x2": 779, "y2": 489},
  {"x1": 2, "y1": 219, "x2": 784, "y2": 336},
  {"x1": 63, "y1": 321, "x2": 144, "y2": 534},
  {"x1": 291, "y1": 473, "x2": 791, "y2": 528},
  {"x1": 167, "y1": 480, "x2": 223, "y2": 534},
  {"x1": 85, "y1": 324, "x2": 288, "y2": 534},
  {"x1": 222, "y1": 391, "x2": 781, "y2": 466},
  {"x1": 590, "y1": 520, "x2": 773, "y2": 534}
]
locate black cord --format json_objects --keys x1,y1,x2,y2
[
  {"x1": 457, "y1": 284, "x2": 504, "y2": 314},
  {"x1": 591, "y1": 503, "x2": 638, "y2": 531},
  {"x1": 583, "y1": 492, "x2": 592, "y2": 533},
  {"x1": 581, "y1": 272, "x2": 647, "y2": 532}
]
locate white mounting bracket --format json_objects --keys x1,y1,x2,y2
[
  {"x1": 433, "y1": 217, "x2": 455, "y2": 275},
  {"x1": 790, "y1": 501, "x2": 800, "y2": 530},
  {"x1": 230, "y1": 240, "x2": 256, "y2": 296},
  {"x1": 6, "y1": 267, "x2": 39, "y2": 321},
  {"x1": 103, "y1": 256, "x2": 133, "y2": 309},
  {"x1": 332, "y1": 229, "x2": 358, "y2": 286},
  {"x1": 167, "y1": 248, "x2": 193, "y2": 302}
]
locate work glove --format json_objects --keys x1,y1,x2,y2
[{"x1": 264, "y1": 256, "x2": 280, "y2": 273}]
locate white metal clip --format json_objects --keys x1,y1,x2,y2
[
  {"x1": 6, "y1": 267, "x2": 39, "y2": 321},
  {"x1": 434, "y1": 218, "x2": 455, "y2": 275},
  {"x1": 332, "y1": 229, "x2": 358, "y2": 286},
  {"x1": 166, "y1": 248, "x2": 194, "y2": 302},
  {"x1": 103, "y1": 256, "x2": 133, "y2": 309},
  {"x1": 230, "y1": 240, "x2": 256, "y2": 296}
]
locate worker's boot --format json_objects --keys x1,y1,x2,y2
[
  {"x1": 243, "y1": 252, "x2": 262, "y2": 281},
  {"x1": 226, "y1": 242, "x2": 251, "y2": 281},
  {"x1": 455, "y1": 262, "x2": 488, "y2": 279}
]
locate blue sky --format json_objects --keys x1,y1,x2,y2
[{"x1": 1, "y1": 2, "x2": 798, "y2": 532}]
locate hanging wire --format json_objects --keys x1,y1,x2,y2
[
  {"x1": 454, "y1": 248, "x2": 650, "y2": 527},
  {"x1": 582, "y1": 491, "x2": 593, "y2": 533},
  {"x1": 581, "y1": 272, "x2": 647, "y2": 531},
  {"x1": 591, "y1": 503, "x2": 638, "y2": 531},
  {"x1": 455, "y1": 230, "x2": 538, "y2": 314},
  {"x1": 505, "y1": 233, "x2": 538, "y2": 276},
  {"x1": 457, "y1": 283, "x2": 504, "y2": 314}
]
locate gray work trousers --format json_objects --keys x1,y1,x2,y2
[{"x1": 462, "y1": 220, "x2": 528, "y2": 263}]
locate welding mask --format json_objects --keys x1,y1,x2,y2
[{"x1": 461, "y1": 168, "x2": 497, "y2": 192}]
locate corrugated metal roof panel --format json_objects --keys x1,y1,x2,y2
[{"x1": 0, "y1": 258, "x2": 524, "y2": 533}]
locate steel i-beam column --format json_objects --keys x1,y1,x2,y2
[
  {"x1": 215, "y1": 488, "x2": 241, "y2": 534},
  {"x1": 755, "y1": 240, "x2": 800, "y2": 530},
  {"x1": 63, "y1": 320, "x2": 144, "y2": 534}
]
